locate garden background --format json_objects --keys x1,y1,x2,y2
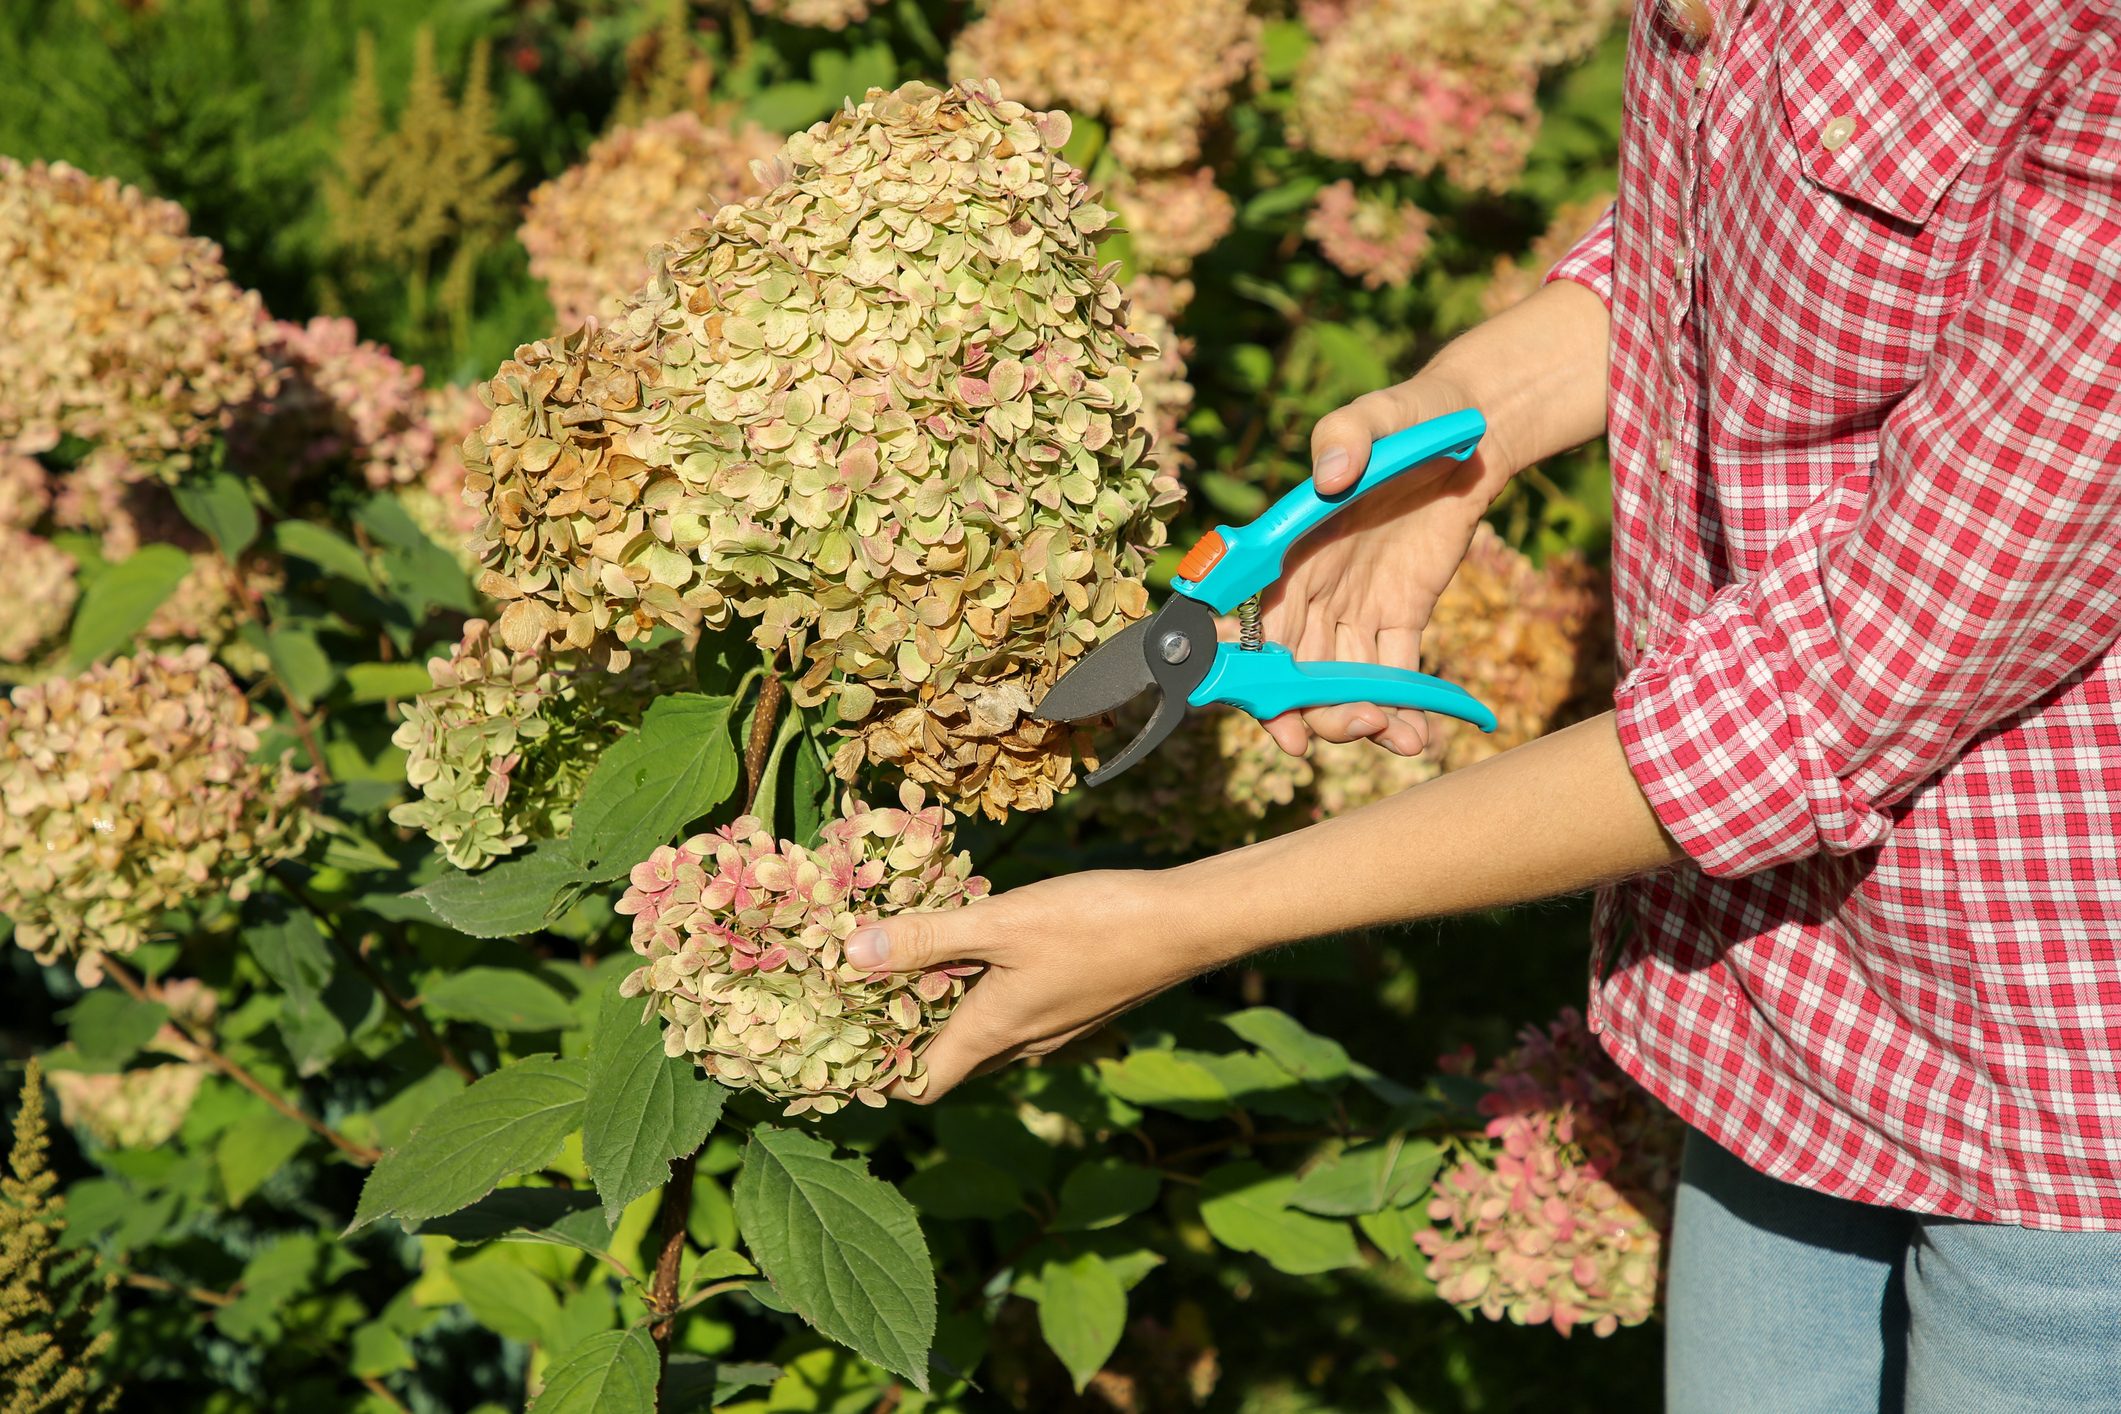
[{"x1": 0, "y1": 1, "x2": 1670, "y2": 1410}]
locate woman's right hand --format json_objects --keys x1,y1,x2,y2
[{"x1": 1256, "y1": 279, "x2": 1611, "y2": 759}]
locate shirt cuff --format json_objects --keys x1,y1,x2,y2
[
  {"x1": 1612, "y1": 588, "x2": 1893, "y2": 879},
  {"x1": 1542, "y1": 206, "x2": 1615, "y2": 307}
]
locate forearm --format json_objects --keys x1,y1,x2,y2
[
  {"x1": 1159, "y1": 712, "x2": 1681, "y2": 967},
  {"x1": 1428, "y1": 278, "x2": 1610, "y2": 479}
]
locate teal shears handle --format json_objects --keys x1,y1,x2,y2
[
  {"x1": 1170, "y1": 407, "x2": 1487, "y2": 614},
  {"x1": 1168, "y1": 407, "x2": 1496, "y2": 735},
  {"x1": 1187, "y1": 644, "x2": 1498, "y2": 732}
]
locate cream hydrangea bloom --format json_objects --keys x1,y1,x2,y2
[
  {"x1": 617, "y1": 785, "x2": 987, "y2": 1116},
  {"x1": 749, "y1": 0, "x2": 876, "y2": 28},
  {"x1": 467, "y1": 82, "x2": 1180, "y2": 818},
  {"x1": 0, "y1": 648, "x2": 315, "y2": 980},
  {"x1": 0, "y1": 531, "x2": 77, "y2": 666}
]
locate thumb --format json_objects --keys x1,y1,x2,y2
[{"x1": 846, "y1": 905, "x2": 982, "y2": 973}]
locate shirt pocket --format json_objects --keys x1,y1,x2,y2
[{"x1": 1728, "y1": 7, "x2": 1991, "y2": 415}]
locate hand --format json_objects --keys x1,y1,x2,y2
[
  {"x1": 846, "y1": 871, "x2": 1211, "y2": 1103},
  {"x1": 1262, "y1": 367, "x2": 1522, "y2": 758}
]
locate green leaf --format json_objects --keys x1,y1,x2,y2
[
  {"x1": 1035, "y1": 1251, "x2": 1126, "y2": 1394},
  {"x1": 452, "y1": 1249, "x2": 562, "y2": 1344},
  {"x1": 690, "y1": 617, "x2": 757, "y2": 693},
  {"x1": 67, "y1": 544, "x2": 190, "y2": 667},
  {"x1": 1240, "y1": 174, "x2": 1324, "y2": 226},
  {"x1": 901, "y1": 1158, "x2": 1020, "y2": 1221},
  {"x1": 745, "y1": 82, "x2": 831, "y2": 133},
  {"x1": 1258, "y1": 19, "x2": 1314, "y2": 82},
  {"x1": 422, "y1": 967, "x2": 577, "y2": 1033},
  {"x1": 216, "y1": 1108, "x2": 310, "y2": 1207},
  {"x1": 250, "y1": 623, "x2": 336, "y2": 710},
  {"x1": 243, "y1": 905, "x2": 347, "y2": 1075},
  {"x1": 349, "y1": 1322, "x2": 415, "y2": 1378},
  {"x1": 548, "y1": 1340, "x2": 659, "y2": 1414},
  {"x1": 1355, "y1": 1205, "x2": 1423, "y2": 1267},
  {"x1": 411, "y1": 844, "x2": 586, "y2": 939},
  {"x1": 1222, "y1": 1008, "x2": 1353, "y2": 1085},
  {"x1": 358, "y1": 494, "x2": 478, "y2": 615},
  {"x1": 582, "y1": 981, "x2": 726, "y2": 1221},
  {"x1": 1095, "y1": 1050, "x2": 1230, "y2": 1120},
  {"x1": 350, "y1": 1056, "x2": 589, "y2": 1230},
  {"x1": 664, "y1": 1356, "x2": 780, "y2": 1412},
  {"x1": 172, "y1": 471, "x2": 259, "y2": 560},
  {"x1": 564, "y1": 693, "x2": 740, "y2": 881},
  {"x1": 1198, "y1": 1162, "x2": 1362, "y2": 1276},
  {"x1": 733, "y1": 1126, "x2": 936, "y2": 1390},
  {"x1": 1288, "y1": 1137, "x2": 1444, "y2": 1217},
  {"x1": 419, "y1": 1187, "x2": 616, "y2": 1258},
  {"x1": 1198, "y1": 471, "x2": 1269, "y2": 521},
  {"x1": 1188, "y1": 1049, "x2": 1333, "y2": 1122},
  {"x1": 345, "y1": 661, "x2": 434, "y2": 703},
  {"x1": 65, "y1": 991, "x2": 168, "y2": 1064},
  {"x1": 790, "y1": 730, "x2": 832, "y2": 848},
  {"x1": 274, "y1": 520, "x2": 374, "y2": 584},
  {"x1": 1053, "y1": 1158, "x2": 1161, "y2": 1232}
]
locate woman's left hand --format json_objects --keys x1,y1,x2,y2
[{"x1": 846, "y1": 869, "x2": 1211, "y2": 1102}]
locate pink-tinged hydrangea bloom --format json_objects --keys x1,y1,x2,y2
[
  {"x1": 49, "y1": 449, "x2": 177, "y2": 559},
  {"x1": 0, "y1": 647, "x2": 316, "y2": 981},
  {"x1": 231, "y1": 317, "x2": 435, "y2": 490},
  {"x1": 1304, "y1": 180, "x2": 1435, "y2": 290},
  {"x1": 519, "y1": 112, "x2": 780, "y2": 331},
  {"x1": 617, "y1": 784, "x2": 988, "y2": 1116},
  {"x1": 396, "y1": 383, "x2": 489, "y2": 561},
  {"x1": 0, "y1": 451, "x2": 49, "y2": 531},
  {"x1": 1483, "y1": 195, "x2": 1617, "y2": 318},
  {"x1": 748, "y1": 0, "x2": 875, "y2": 28},
  {"x1": 45, "y1": 978, "x2": 218, "y2": 1149},
  {"x1": 950, "y1": 0, "x2": 1260, "y2": 169},
  {"x1": 1130, "y1": 297, "x2": 1195, "y2": 478},
  {"x1": 1416, "y1": 1008, "x2": 1682, "y2": 1337},
  {"x1": 0, "y1": 531, "x2": 77, "y2": 665},
  {"x1": 1111, "y1": 167, "x2": 1235, "y2": 278},
  {"x1": 0, "y1": 159, "x2": 275, "y2": 474}
]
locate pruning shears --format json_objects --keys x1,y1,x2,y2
[{"x1": 1033, "y1": 408, "x2": 1498, "y2": 785}]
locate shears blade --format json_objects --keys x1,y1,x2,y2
[
  {"x1": 1033, "y1": 619, "x2": 1156, "y2": 723},
  {"x1": 1034, "y1": 598, "x2": 1220, "y2": 786}
]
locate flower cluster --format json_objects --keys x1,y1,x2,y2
[
  {"x1": 467, "y1": 82, "x2": 1179, "y2": 818},
  {"x1": 232, "y1": 317, "x2": 435, "y2": 491},
  {"x1": 617, "y1": 785, "x2": 988, "y2": 1116},
  {"x1": 748, "y1": 0, "x2": 876, "y2": 28},
  {"x1": 1304, "y1": 180, "x2": 1435, "y2": 289},
  {"x1": 0, "y1": 451, "x2": 48, "y2": 530},
  {"x1": 398, "y1": 384, "x2": 491, "y2": 556},
  {"x1": 1111, "y1": 167, "x2": 1235, "y2": 279},
  {"x1": 950, "y1": 0, "x2": 1259, "y2": 170},
  {"x1": 0, "y1": 648, "x2": 315, "y2": 981},
  {"x1": 46, "y1": 981, "x2": 217, "y2": 1151},
  {"x1": 1416, "y1": 1008, "x2": 1681, "y2": 1337},
  {"x1": 0, "y1": 159, "x2": 275, "y2": 474},
  {"x1": 0, "y1": 531, "x2": 78, "y2": 665},
  {"x1": 1483, "y1": 195, "x2": 1616, "y2": 318},
  {"x1": 390, "y1": 619, "x2": 692, "y2": 869},
  {"x1": 1130, "y1": 301, "x2": 1196, "y2": 477},
  {"x1": 519, "y1": 111, "x2": 780, "y2": 331}
]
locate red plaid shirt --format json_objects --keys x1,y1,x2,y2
[{"x1": 1546, "y1": 0, "x2": 2121, "y2": 1228}]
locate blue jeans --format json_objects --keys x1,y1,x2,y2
[{"x1": 1666, "y1": 1129, "x2": 2121, "y2": 1413}]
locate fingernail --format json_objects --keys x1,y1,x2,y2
[
  {"x1": 1313, "y1": 447, "x2": 1348, "y2": 484},
  {"x1": 848, "y1": 927, "x2": 891, "y2": 969}
]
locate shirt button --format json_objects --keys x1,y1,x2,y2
[
  {"x1": 1632, "y1": 622, "x2": 1650, "y2": 653},
  {"x1": 1820, "y1": 114, "x2": 1857, "y2": 151},
  {"x1": 1674, "y1": 245, "x2": 1692, "y2": 279},
  {"x1": 1656, "y1": 437, "x2": 1675, "y2": 474},
  {"x1": 1695, "y1": 61, "x2": 1717, "y2": 90}
]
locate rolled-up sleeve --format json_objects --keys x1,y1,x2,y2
[
  {"x1": 1544, "y1": 205, "x2": 1616, "y2": 307},
  {"x1": 1615, "y1": 67, "x2": 2121, "y2": 879}
]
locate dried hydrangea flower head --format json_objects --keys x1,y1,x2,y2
[
  {"x1": 520, "y1": 111, "x2": 780, "y2": 331},
  {"x1": 0, "y1": 159, "x2": 274, "y2": 473},
  {"x1": 468, "y1": 81, "x2": 1179, "y2": 817},
  {"x1": 1130, "y1": 300, "x2": 1195, "y2": 478},
  {"x1": 1417, "y1": 1008, "x2": 1681, "y2": 1337},
  {"x1": 46, "y1": 978, "x2": 216, "y2": 1150},
  {"x1": 0, "y1": 451, "x2": 49, "y2": 531},
  {"x1": 231, "y1": 317, "x2": 435, "y2": 491},
  {"x1": 391, "y1": 618, "x2": 693, "y2": 869},
  {"x1": 1110, "y1": 168, "x2": 1235, "y2": 279},
  {"x1": 950, "y1": 0, "x2": 1260, "y2": 170},
  {"x1": 1483, "y1": 195, "x2": 1616, "y2": 318},
  {"x1": 617, "y1": 785, "x2": 988, "y2": 1116},
  {"x1": 749, "y1": 0, "x2": 876, "y2": 28},
  {"x1": 1305, "y1": 180, "x2": 1436, "y2": 290},
  {"x1": 398, "y1": 384, "x2": 491, "y2": 556},
  {"x1": 0, "y1": 647, "x2": 315, "y2": 981},
  {"x1": 0, "y1": 531, "x2": 77, "y2": 666}
]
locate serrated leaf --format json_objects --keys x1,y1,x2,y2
[
  {"x1": 1095, "y1": 1050, "x2": 1230, "y2": 1119},
  {"x1": 358, "y1": 494, "x2": 478, "y2": 616},
  {"x1": 422, "y1": 967, "x2": 577, "y2": 1033},
  {"x1": 65, "y1": 991, "x2": 168, "y2": 1064},
  {"x1": 412, "y1": 844, "x2": 586, "y2": 938},
  {"x1": 344, "y1": 661, "x2": 433, "y2": 703},
  {"x1": 733, "y1": 1126, "x2": 935, "y2": 1390},
  {"x1": 67, "y1": 544, "x2": 190, "y2": 667},
  {"x1": 452, "y1": 1249, "x2": 562, "y2": 1343},
  {"x1": 419, "y1": 1187, "x2": 616, "y2": 1257},
  {"x1": 582, "y1": 981, "x2": 725, "y2": 1221},
  {"x1": 258, "y1": 624, "x2": 336, "y2": 710},
  {"x1": 1355, "y1": 1204, "x2": 1423, "y2": 1267},
  {"x1": 1034, "y1": 1251, "x2": 1126, "y2": 1394},
  {"x1": 172, "y1": 471, "x2": 259, "y2": 560},
  {"x1": 1222, "y1": 1008, "x2": 1353, "y2": 1084},
  {"x1": 243, "y1": 904, "x2": 348, "y2": 1075},
  {"x1": 564, "y1": 693, "x2": 739, "y2": 881},
  {"x1": 1288, "y1": 1137, "x2": 1444, "y2": 1217},
  {"x1": 216, "y1": 1108, "x2": 310, "y2": 1207},
  {"x1": 274, "y1": 520, "x2": 374, "y2": 584},
  {"x1": 664, "y1": 1356, "x2": 780, "y2": 1412},
  {"x1": 1053, "y1": 1158, "x2": 1161, "y2": 1232},
  {"x1": 1198, "y1": 1162, "x2": 1362, "y2": 1275},
  {"x1": 529, "y1": 1327, "x2": 657, "y2": 1414},
  {"x1": 350, "y1": 1056, "x2": 588, "y2": 1230}
]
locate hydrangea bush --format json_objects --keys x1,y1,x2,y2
[{"x1": 2, "y1": 9, "x2": 1646, "y2": 1411}]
